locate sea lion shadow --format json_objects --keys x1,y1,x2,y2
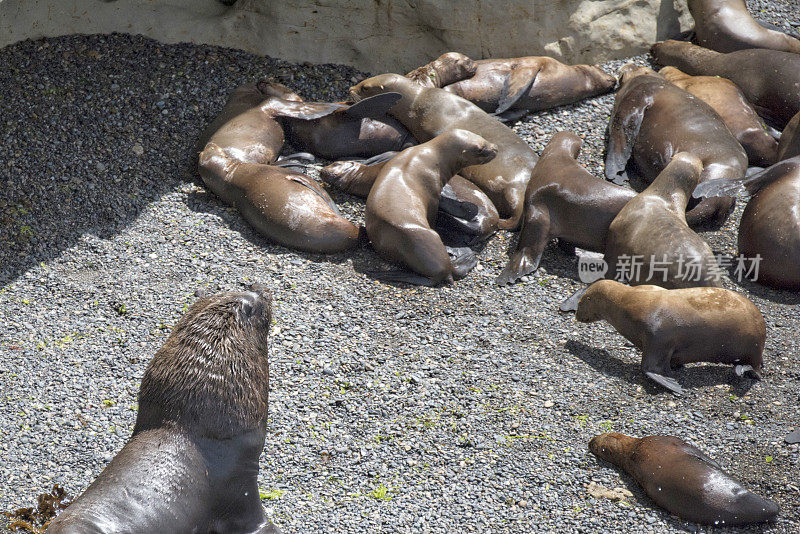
[
  {"x1": 565, "y1": 340, "x2": 754, "y2": 397},
  {"x1": 725, "y1": 269, "x2": 800, "y2": 305},
  {"x1": 184, "y1": 189, "x2": 354, "y2": 266}
]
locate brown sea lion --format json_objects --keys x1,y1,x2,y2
[
  {"x1": 406, "y1": 52, "x2": 478, "y2": 89},
  {"x1": 199, "y1": 143, "x2": 359, "y2": 253},
  {"x1": 443, "y1": 56, "x2": 616, "y2": 116},
  {"x1": 604, "y1": 152, "x2": 722, "y2": 290},
  {"x1": 46, "y1": 289, "x2": 281, "y2": 534},
  {"x1": 576, "y1": 280, "x2": 766, "y2": 393},
  {"x1": 321, "y1": 153, "x2": 500, "y2": 243},
  {"x1": 589, "y1": 433, "x2": 780, "y2": 525},
  {"x1": 350, "y1": 73, "x2": 538, "y2": 230},
  {"x1": 659, "y1": 66, "x2": 778, "y2": 167},
  {"x1": 688, "y1": 0, "x2": 800, "y2": 54},
  {"x1": 694, "y1": 156, "x2": 800, "y2": 290},
  {"x1": 650, "y1": 40, "x2": 800, "y2": 129},
  {"x1": 365, "y1": 129, "x2": 497, "y2": 285},
  {"x1": 606, "y1": 64, "x2": 746, "y2": 226},
  {"x1": 278, "y1": 93, "x2": 415, "y2": 160},
  {"x1": 777, "y1": 111, "x2": 800, "y2": 162}
]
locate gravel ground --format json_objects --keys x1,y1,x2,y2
[{"x1": 1, "y1": 5, "x2": 798, "y2": 532}]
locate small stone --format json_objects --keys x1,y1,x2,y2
[
  {"x1": 544, "y1": 400, "x2": 554, "y2": 408},
  {"x1": 132, "y1": 143, "x2": 144, "y2": 155}
]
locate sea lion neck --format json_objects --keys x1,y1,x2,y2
[
  {"x1": 643, "y1": 153, "x2": 703, "y2": 211},
  {"x1": 651, "y1": 41, "x2": 722, "y2": 73},
  {"x1": 658, "y1": 66, "x2": 689, "y2": 83}
]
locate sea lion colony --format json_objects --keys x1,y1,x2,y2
[{"x1": 18, "y1": 1, "x2": 799, "y2": 531}]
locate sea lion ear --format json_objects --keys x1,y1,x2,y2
[{"x1": 496, "y1": 66, "x2": 539, "y2": 114}]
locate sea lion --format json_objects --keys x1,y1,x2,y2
[
  {"x1": 350, "y1": 73, "x2": 538, "y2": 230},
  {"x1": 365, "y1": 129, "x2": 497, "y2": 285},
  {"x1": 651, "y1": 40, "x2": 800, "y2": 129},
  {"x1": 576, "y1": 279, "x2": 766, "y2": 393},
  {"x1": 694, "y1": 156, "x2": 800, "y2": 290},
  {"x1": 688, "y1": 0, "x2": 800, "y2": 54},
  {"x1": 406, "y1": 52, "x2": 478, "y2": 89},
  {"x1": 606, "y1": 64, "x2": 746, "y2": 226},
  {"x1": 659, "y1": 66, "x2": 778, "y2": 167},
  {"x1": 777, "y1": 111, "x2": 800, "y2": 162},
  {"x1": 278, "y1": 93, "x2": 415, "y2": 160},
  {"x1": 443, "y1": 56, "x2": 616, "y2": 117},
  {"x1": 589, "y1": 433, "x2": 780, "y2": 525},
  {"x1": 605, "y1": 152, "x2": 722, "y2": 289},
  {"x1": 321, "y1": 153, "x2": 500, "y2": 243},
  {"x1": 46, "y1": 289, "x2": 280, "y2": 534},
  {"x1": 199, "y1": 143, "x2": 359, "y2": 253}
]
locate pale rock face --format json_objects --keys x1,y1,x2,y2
[{"x1": 0, "y1": 0, "x2": 691, "y2": 71}]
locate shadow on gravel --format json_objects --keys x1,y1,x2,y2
[{"x1": 565, "y1": 340, "x2": 755, "y2": 397}]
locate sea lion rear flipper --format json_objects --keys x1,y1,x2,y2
[
  {"x1": 734, "y1": 364, "x2": 762, "y2": 379},
  {"x1": 559, "y1": 286, "x2": 588, "y2": 312},
  {"x1": 447, "y1": 247, "x2": 479, "y2": 279},
  {"x1": 286, "y1": 173, "x2": 343, "y2": 216},
  {"x1": 276, "y1": 152, "x2": 317, "y2": 164},
  {"x1": 495, "y1": 67, "x2": 539, "y2": 115},
  {"x1": 786, "y1": 429, "x2": 800, "y2": 444},
  {"x1": 362, "y1": 151, "x2": 399, "y2": 166},
  {"x1": 342, "y1": 93, "x2": 403, "y2": 119},
  {"x1": 692, "y1": 177, "x2": 746, "y2": 199},
  {"x1": 367, "y1": 270, "x2": 438, "y2": 287},
  {"x1": 439, "y1": 185, "x2": 480, "y2": 220},
  {"x1": 755, "y1": 18, "x2": 800, "y2": 40},
  {"x1": 605, "y1": 87, "x2": 654, "y2": 185},
  {"x1": 644, "y1": 372, "x2": 684, "y2": 396}
]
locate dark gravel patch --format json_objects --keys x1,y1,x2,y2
[{"x1": 0, "y1": 18, "x2": 798, "y2": 534}]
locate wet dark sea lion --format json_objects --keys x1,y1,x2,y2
[
  {"x1": 589, "y1": 433, "x2": 780, "y2": 525},
  {"x1": 606, "y1": 64, "x2": 746, "y2": 226},
  {"x1": 777, "y1": 111, "x2": 800, "y2": 162},
  {"x1": 443, "y1": 56, "x2": 616, "y2": 116},
  {"x1": 46, "y1": 289, "x2": 280, "y2": 534},
  {"x1": 406, "y1": 52, "x2": 477, "y2": 89},
  {"x1": 199, "y1": 144, "x2": 359, "y2": 253},
  {"x1": 365, "y1": 129, "x2": 497, "y2": 285},
  {"x1": 659, "y1": 66, "x2": 778, "y2": 167},
  {"x1": 576, "y1": 280, "x2": 766, "y2": 393},
  {"x1": 350, "y1": 73, "x2": 538, "y2": 230},
  {"x1": 688, "y1": 0, "x2": 800, "y2": 54},
  {"x1": 604, "y1": 152, "x2": 722, "y2": 290},
  {"x1": 651, "y1": 40, "x2": 800, "y2": 129},
  {"x1": 321, "y1": 153, "x2": 499, "y2": 243}
]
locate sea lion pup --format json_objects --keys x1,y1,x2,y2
[
  {"x1": 406, "y1": 52, "x2": 478, "y2": 88},
  {"x1": 350, "y1": 73, "x2": 538, "y2": 230},
  {"x1": 605, "y1": 152, "x2": 722, "y2": 289},
  {"x1": 696, "y1": 156, "x2": 800, "y2": 290},
  {"x1": 650, "y1": 40, "x2": 800, "y2": 129},
  {"x1": 777, "y1": 111, "x2": 800, "y2": 162},
  {"x1": 606, "y1": 64, "x2": 746, "y2": 226},
  {"x1": 659, "y1": 66, "x2": 778, "y2": 167},
  {"x1": 278, "y1": 92, "x2": 416, "y2": 160},
  {"x1": 687, "y1": 0, "x2": 800, "y2": 54},
  {"x1": 576, "y1": 280, "x2": 766, "y2": 393},
  {"x1": 365, "y1": 129, "x2": 498, "y2": 285},
  {"x1": 321, "y1": 153, "x2": 500, "y2": 243},
  {"x1": 199, "y1": 143, "x2": 359, "y2": 253},
  {"x1": 442, "y1": 56, "x2": 616, "y2": 117},
  {"x1": 46, "y1": 289, "x2": 281, "y2": 534},
  {"x1": 589, "y1": 433, "x2": 780, "y2": 525}
]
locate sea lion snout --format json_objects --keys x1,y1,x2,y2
[
  {"x1": 616, "y1": 63, "x2": 657, "y2": 85},
  {"x1": 238, "y1": 286, "x2": 272, "y2": 321}
]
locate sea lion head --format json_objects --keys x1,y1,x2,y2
[
  {"x1": 545, "y1": 131, "x2": 582, "y2": 159},
  {"x1": 433, "y1": 52, "x2": 478, "y2": 82},
  {"x1": 256, "y1": 79, "x2": 303, "y2": 102},
  {"x1": 133, "y1": 288, "x2": 273, "y2": 440},
  {"x1": 575, "y1": 280, "x2": 617, "y2": 323},
  {"x1": 350, "y1": 73, "x2": 412, "y2": 102},
  {"x1": 616, "y1": 63, "x2": 658, "y2": 85},
  {"x1": 589, "y1": 432, "x2": 639, "y2": 465},
  {"x1": 447, "y1": 129, "x2": 498, "y2": 166},
  {"x1": 657, "y1": 66, "x2": 689, "y2": 83}
]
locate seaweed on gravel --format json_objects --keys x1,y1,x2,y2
[{"x1": 2, "y1": 485, "x2": 71, "y2": 533}]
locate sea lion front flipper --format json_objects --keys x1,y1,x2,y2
[
  {"x1": 644, "y1": 372, "x2": 684, "y2": 396},
  {"x1": 679, "y1": 442, "x2": 725, "y2": 471},
  {"x1": 605, "y1": 87, "x2": 654, "y2": 185},
  {"x1": 270, "y1": 101, "x2": 347, "y2": 121},
  {"x1": 692, "y1": 177, "x2": 746, "y2": 199},
  {"x1": 367, "y1": 270, "x2": 438, "y2": 287},
  {"x1": 447, "y1": 247, "x2": 479, "y2": 279},
  {"x1": 439, "y1": 184, "x2": 480, "y2": 220},
  {"x1": 734, "y1": 364, "x2": 762, "y2": 379},
  {"x1": 491, "y1": 108, "x2": 530, "y2": 123},
  {"x1": 286, "y1": 173, "x2": 343, "y2": 216},
  {"x1": 559, "y1": 286, "x2": 588, "y2": 312},
  {"x1": 362, "y1": 151, "x2": 399, "y2": 166},
  {"x1": 495, "y1": 67, "x2": 539, "y2": 114},
  {"x1": 496, "y1": 206, "x2": 549, "y2": 286},
  {"x1": 785, "y1": 429, "x2": 800, "y2": 444},
  {"x1": 276, "y1": 152, "x2": 317, "y2": 164},
  {"x1": 755, "y1": 18, "x2": 800, "y2": 40},
  {"x1": 342, "y1": 92, "x2": 403, "y2": 119}
]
